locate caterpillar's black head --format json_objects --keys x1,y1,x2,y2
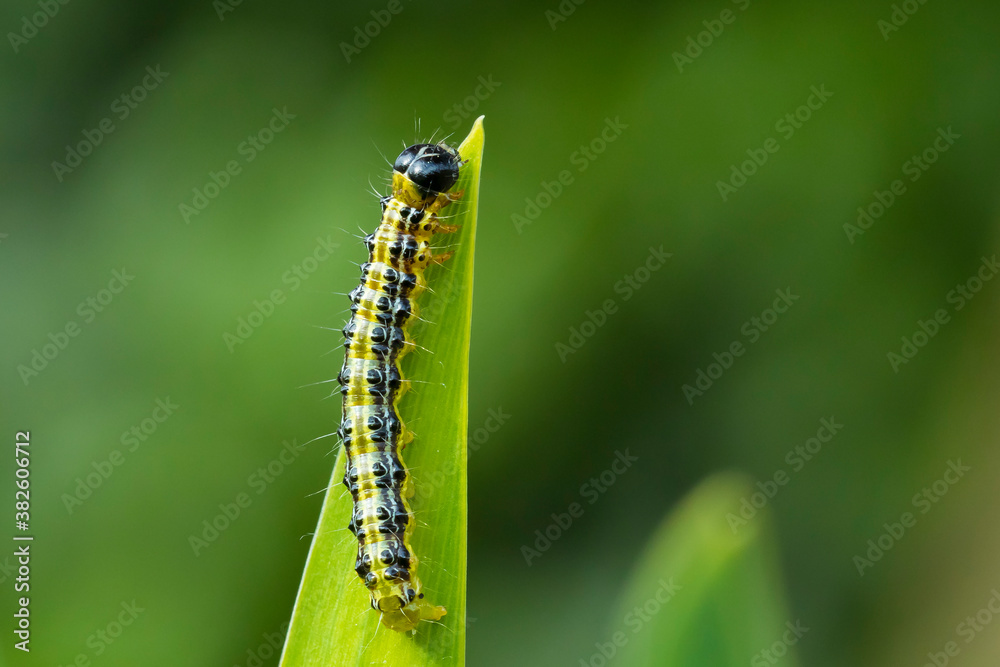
[{"x1": 393, "y1": 143, "x2": 460, "y2": 197}]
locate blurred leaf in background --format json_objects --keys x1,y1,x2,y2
[{"x1": 608, "y1": 473, "x2": 799, "y2": 667}]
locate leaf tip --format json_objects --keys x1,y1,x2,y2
[{"x1": 458, "y1": 116, "x2": 485, "y2": 160}]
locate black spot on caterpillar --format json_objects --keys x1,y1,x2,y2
[{"x1": 339, "y1": 140, "x2": 463, "y2": 632}]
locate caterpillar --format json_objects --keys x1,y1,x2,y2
[{"x1": 337, "y1": 140, "x2": 464, "y2": 632}]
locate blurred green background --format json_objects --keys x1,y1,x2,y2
[{"x1": 3, "y1": 0, "x2": 1000, "y2": 665}]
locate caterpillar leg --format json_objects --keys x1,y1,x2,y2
[
  {"x1": 431, "y1": 251, "x2": 453, "y2": 265},
  {"x1": 424, "y1": 189, "x2": 464, "y2": 216},
  {"x1": 381, "y1": 600, "x2": 447, "y2": 633}
]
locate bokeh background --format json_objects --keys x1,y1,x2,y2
[{"x1": 3, "y1": 0, "x2": 1000, "y2": 665}]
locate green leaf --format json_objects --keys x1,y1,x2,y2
[
  {"x1": 607, "y1": 473, "x2": 800, "y2": 667},
  {"x1": 279, "y1": 117, "x2": 485, "y2": 667}
]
